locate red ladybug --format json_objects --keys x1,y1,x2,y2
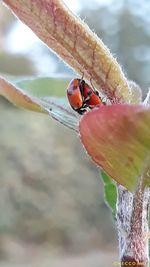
[
  {"x1": 82, "y1": 82, "x2": 103, "y2": 108},
  {"x1": 67, "y1": 78, "x2": 104, "y2": 114},
  {"x1": 67, "y1": 79, "x2": 86, "y2": 115}
]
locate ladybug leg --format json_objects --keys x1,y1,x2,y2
[
  {"x1": 82, "y1": 102, "x2": 89, "y2": 108},
  {"x1": 80, "y1": 72, "x2": 84, "y2": 82},
  {"x1": 88, "y1": 105, "x2": 94, "y2": 109},
  {"x1": 90, "y1": 78, "x2": 96, "y2": 93},
  {"x1": 88, "y1": 103, "x2": 104, "y2": 109},
  {"x1": 71, "y1": 105, "x2": 87, "y2": 115},
  {"x1": 76, "y1": 108, "x2": 87, "y2": 115},
  {"x1": 90, "y1": 78, "x2": 101, "y2": 96}
]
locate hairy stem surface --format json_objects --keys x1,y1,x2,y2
[{"x1": 117, "y1": 184, "x2": 150, "y2": 266}]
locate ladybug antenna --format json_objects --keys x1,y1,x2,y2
[
  {"x1": 90, "y1": 78, "x2": 96, "y2": 92},
  {"x1": 81, "y1": 72, "x2": 84, "y2": 82}
]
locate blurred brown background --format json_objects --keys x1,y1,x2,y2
[{"x1": 0, "y1": 0, "x2": 150, "y2": 266}]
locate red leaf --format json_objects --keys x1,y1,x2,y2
[{"x1": 79, "y1": 104, "x2": 150, "y2": 191}]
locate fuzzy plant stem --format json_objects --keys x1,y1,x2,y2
[{"x1": 117, "y1": 184, "x2": 150, "y2": 266}]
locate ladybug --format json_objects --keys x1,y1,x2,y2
[
  {"x1": 67, "y1": 78, "x2": 86, "y2": 115},
  {"x1": 82, "y1": 81, "x2": 103, "y2": 108},
  {"x1": 67, "y1": 78, "x2": 104, "y2": 115}
]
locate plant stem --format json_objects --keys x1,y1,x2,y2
[{"x1": 117, "y1": 184, "x2": 150, "y2": 266}]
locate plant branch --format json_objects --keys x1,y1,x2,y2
[{"x1": 117, "y1": 157, "x2": 150, "y2": 267}]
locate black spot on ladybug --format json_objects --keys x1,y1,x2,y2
[
  {"x1": 67, "y1": 91, "x2": 73, "y2": 96},
  {"x1": 87, "y1": 91, "x2": 92, "y2": 96},
  {"x1": 73, "y1": 85, "x2": 77, "y2": 90}
]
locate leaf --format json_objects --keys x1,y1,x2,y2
[
  {"x1": 15, "y1": 76, "x2": 70, "y2": 97},
  {"x1": 79, "y1": 104, "x2": 150, "y2": 192},
  {"x1": 3, "y1": 0, "x2": 130, "y2": 103},
  {"x1": 0, "y1": 77, "x2": 78, "y2": 131},
  {"x1": 101, "y1": 171, "x2": 117, "y2": 218}
]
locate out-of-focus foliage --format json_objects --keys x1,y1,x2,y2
[
  {"x1": 16, "y1": 77, "x2": 69, "y2": 96},
  {"x1": 0, "y1": 4, "x2": 14, "y2": 40},
  {"x1": 101, "y1": 171, "x2": 117, "y2": 218},
  {"x1": 0, "y1": 4, "x2": 36, "y2": 76},
  {"x1": 0, "y1": 53, "x2": 35, "y2": 75},
  {"x1": 80, "y1": 1, "x2": 150, "y2": 95},
  {"x1": 0, "y1": 101, "x2": 116, "y2": 252}
]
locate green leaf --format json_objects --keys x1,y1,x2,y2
[
  {"x1": 80, "y1": 104, "x2": 150, "y2": 192},
  {"x1": 101, "y1": 171, "x2": 117, "y2": 218},
  {"x1": 15, "y1": 76, "x2": 69, "y2": 97},
  {"x1": 0, "y1": 76, "x2": 78, "y2": 131}
]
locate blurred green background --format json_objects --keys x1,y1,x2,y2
[{"x1": 0, "y1": 0, "x2": 150, "y2": 266}]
